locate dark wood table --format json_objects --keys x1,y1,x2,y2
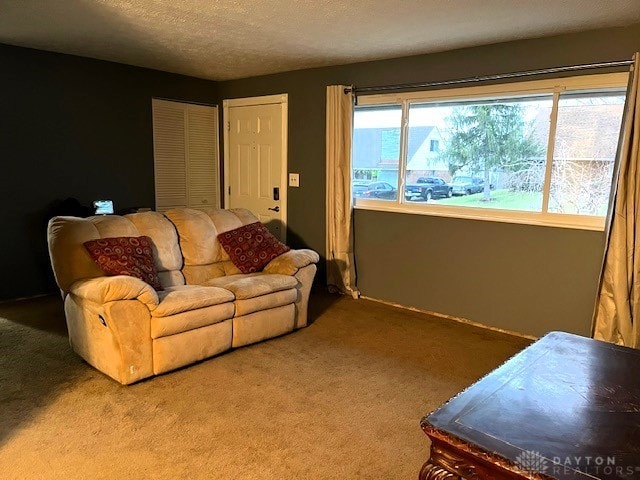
[{"x1": 419, "y1": 331, "x2": 640, "y2": 480}]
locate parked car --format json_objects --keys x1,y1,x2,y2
[
  {"x1": 358, "y1": 181, "x2": 397, "y2": 200},
  {"x1": 405, "y1": 177, "x2": 452, "y2": 201},
  {"x1": 451, "y1": 176, "x2": 486, "y2": 196},
  {"x1": 353, "y1": 182, "x2": 371, "y2": 198}
]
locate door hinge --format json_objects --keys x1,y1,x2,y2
[
  {"x1": 226, "y1": 121, "x2": 230, "y2": 131},
  {"x1": 228, "y1": 186, "x2": 231, "y2": 195}
]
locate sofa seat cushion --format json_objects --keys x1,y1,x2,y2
[
  {"x1": 203, "y1": 273, "x2": 297, "y2": 300},
  {"x1": 235, "y1": 288, "x2": 297, "y2": 317},
  {"x1": 153, "y1": 285, "x2": 235, "y2": 318},
  {"x1": 151, "y1": 303, "x2": 234, "y2": 339}
]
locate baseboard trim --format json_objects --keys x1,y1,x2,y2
[
  {"x1": 0, "y1": 293, "x2": 52, "y2": 305},
  {"x1": 360, "y1": 295, "x2": 538, "y2": 341}
]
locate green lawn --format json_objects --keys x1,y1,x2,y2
[{"x1": 433, "y1": 189, "x2": 542, "y2": 211}]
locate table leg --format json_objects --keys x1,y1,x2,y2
[{"x1": 419, "y1": 460, "x2": 460, "y2": 479}]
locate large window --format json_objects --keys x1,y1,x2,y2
[{"x1": 351, "y1": 73, "x2": 627, "y2": 229}]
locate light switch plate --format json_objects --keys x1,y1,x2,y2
[{"x1": 289, "y1": 173, "x2": 300, "y2": 187}]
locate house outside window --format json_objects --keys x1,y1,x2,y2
[
  {"x1": 351, "y1": 72, "x2": 628, "y2": 230},
  {"x1": 352, "y1": 105, "x2": 402, "y2": 196}
]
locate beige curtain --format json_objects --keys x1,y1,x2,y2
[
  {"x1": 326, "y1": 85, "x2": 359, "y2": 298},
  {"x1": 594, "y1": 53, "x2": 640, "y2": 347}
]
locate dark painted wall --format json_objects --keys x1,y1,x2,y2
[
  {"x1": 218, "y1": 23, "x2": 640, "y2": 336},
  {"x1": 0, "y1": 44, "x2": 217, "y2": 300},
  {"x1": 354, "y1": 210, "x2": 605, "y2": 337}
]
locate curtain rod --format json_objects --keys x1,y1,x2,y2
[{"x1": 345, "y1": 59, "x2": 634, "y2": 95}]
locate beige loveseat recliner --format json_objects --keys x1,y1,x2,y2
[{"x1": 47, "y1": 208, "x2": 319, "y2": 385}]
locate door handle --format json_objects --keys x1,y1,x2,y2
[{"x1": 268, "y1": 206, "x2": 280, "y2": 212}]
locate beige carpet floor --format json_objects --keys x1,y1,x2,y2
[{"x1": 0, "y1": 291, "x2": 530, "y2": 480}]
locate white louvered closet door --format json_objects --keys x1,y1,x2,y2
[{"x1": 152, "y1": 99, "x2": 219, "y2": 213}]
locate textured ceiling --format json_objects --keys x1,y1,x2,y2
[{"x1": 0, "y1": 0, "x2": 639, "y2": 81}]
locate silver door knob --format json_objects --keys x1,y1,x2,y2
[{"x1": 268, "y1": 206, "x2": 280, "y2": 212}]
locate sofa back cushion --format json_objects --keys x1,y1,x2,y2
[
  {"x1": 126, "y1": 212, "x2": 184, "y2": 287},
  {"x1": 48, "y1": 212, "x2": 184, "y2": 295},
  {"x1": 164, "y1": 208, "x2": 259, "y2": 284}
]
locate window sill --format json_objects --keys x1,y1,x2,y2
[{"x1": 354, "y1": 199, "x2": 606, "y2": 231}]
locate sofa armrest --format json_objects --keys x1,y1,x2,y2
[
  {"x1": 69, "y1": 275, "x2": 160, "y2": 310},
  {"x1": 263, "y1": 249, "x2": 320, "y2": 276}
]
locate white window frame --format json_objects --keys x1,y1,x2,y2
[{"x1": 353, "y1": 72, "x2": 629, "y2": 231}]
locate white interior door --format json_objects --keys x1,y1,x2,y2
[{"x1": 225, "y1": 96, "x2": 287, "y2": 241}]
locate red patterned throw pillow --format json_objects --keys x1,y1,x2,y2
[
  {"x1": 83, "y1": 236, "x2": 163, "y2": 291},
  {"x1": 218, "y1": 222, "x2": 290, "y2": 274}
]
